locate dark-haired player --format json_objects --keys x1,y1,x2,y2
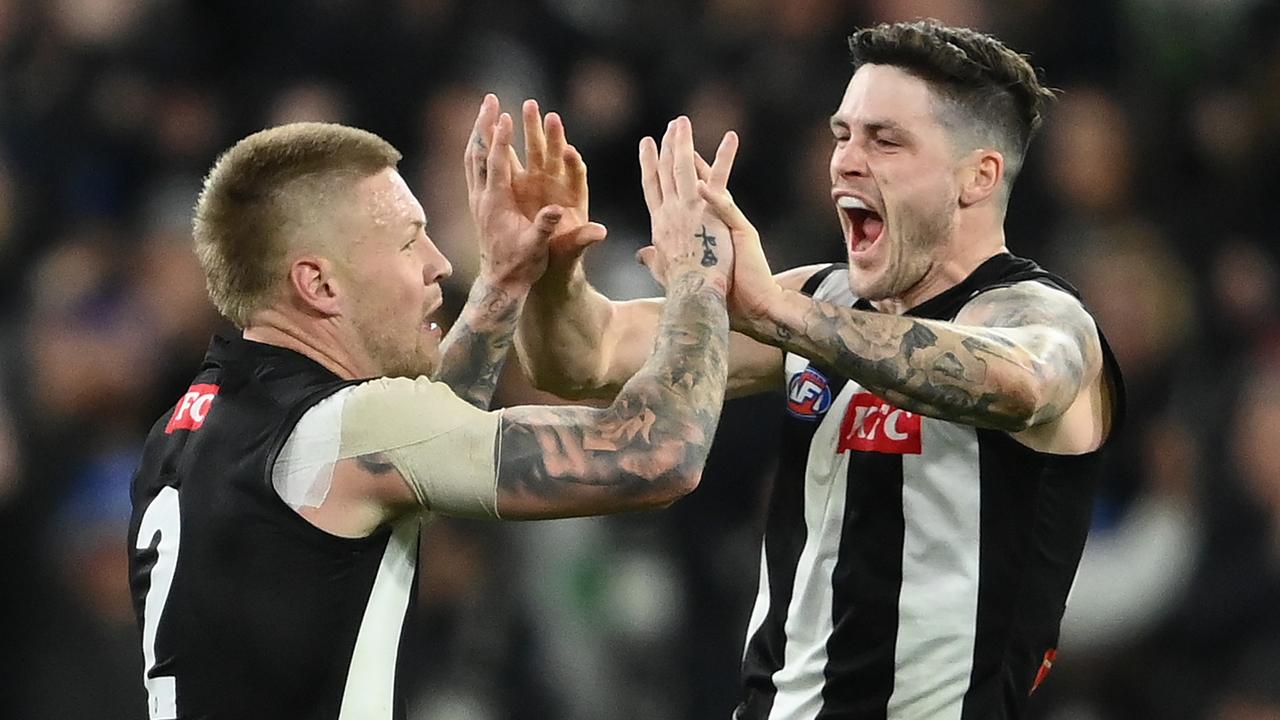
[{"x1": 517, "y1": 19, "x2": 1125, "y2": 719}]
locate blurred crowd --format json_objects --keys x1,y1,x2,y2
[{"x1": 2, "y1": 0, "x2": 1279, "y2": 718}]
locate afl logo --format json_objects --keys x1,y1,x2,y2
[{"x1": 787, "y1": 367, "x2": 833, "y2": 420}]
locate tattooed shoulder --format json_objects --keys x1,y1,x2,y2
[
  {"x1": 957, "y1": 280, "x2": 1103, "y2": 421},
  {"x1": 958, "y1": 281, "x2": 1101, "y2": 362}
]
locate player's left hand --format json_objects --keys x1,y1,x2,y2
[
  {"x1": 465, "y1": 94, "x2": 560, "y2": 294},
  {"x1": 513, "y1": 100, "x2": 608, "y2": 272}
]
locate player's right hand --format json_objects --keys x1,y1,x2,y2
[
  {"x1": 637, "y1": 116, "x2": 734, "y2": 297},
  {"x1": 465, "y1": 94, "x2": 559, "y2": 294}
]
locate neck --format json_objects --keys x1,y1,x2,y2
[
  {"x1": 872, "y1": 214, "x2": 1007, "y2": 314},
  {"x1": 242, "y1": 308, "x2": 368, "y2": 380}
]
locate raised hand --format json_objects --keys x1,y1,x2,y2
[
  {"x1": 513, "y1": 100, "x2": 608, "y2": 270},
  {"x1": 636, "y1": 116, "x2": 733, "y2": 296},
  {"x1": 465, "y1": 94, "x2": 562, "y2": 293},
  {"x1": 696, "y1": 135, "x2": 785, "y2": 335}
]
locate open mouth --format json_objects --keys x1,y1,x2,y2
[
  {"x1": 837, "y1": 196, "x2": 886, "y2": 253},
  {"x1": 419, "y1": 294, "x2": 445, "y2": 335},
  {"x1": 422, "y1": 305, "x2": 443, "y2": 337}
]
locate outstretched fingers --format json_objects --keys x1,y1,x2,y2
[
  {"x1": 707, "y1": 130, "x2": 739, "y2": 191},
  {"x1": 564, "y1": 144, "x2": 589, "y2": 214},
  {"x1": 544, "y1": 112, "x2": 568, "y2": 175},
  {"x1": 523, "y1": 99, "x2": 546, "y2": 170},
  {"x1": 486, "y1": 112, "x2": 516, "y2": 190},
  {"x1": 639, "y1": 136, "x2": 662, "y2": 215},
  {"x1": 466, "y1": 94, "x2": 500, "y2": 193},
  {"x1": 656, "y1": 120, "x2": 676, "y2": 203},
  {"x1": 671, "y1": 117, "x2": 697, "y2": 200}
]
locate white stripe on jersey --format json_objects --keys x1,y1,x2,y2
[
  {"x1": 338, "y1": 518, "x2": 419, "y2": 720},
  {"x1": 766, "y1": 374, "x2": 858, "y2": 720},
  {"x1": 887, "y1": 419, "x2": 982, "y2": 719},
  {"x1": 743, "y1": 545, "x2": 771, "y2": 665}
]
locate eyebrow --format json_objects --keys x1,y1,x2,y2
[
  {"x1": 865, "y1": 120, "x2": 906, "y2": 134},
  {"x1": 829, "y1": 115, "x2": 911, "y2": 137}
]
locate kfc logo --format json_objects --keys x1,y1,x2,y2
[
  {"x1": 165, "y1": 383, "x2": 220, "y2": 434},
  {"x1": 787, "y1": 367, "x2": 833, "y2": 420},
  {"x1": 837, "y1": 392, "x2": 921, "y2": 454}
]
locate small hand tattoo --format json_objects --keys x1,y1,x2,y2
[
  {"x1": 696, "y1": 225, "x2": 718, "y2": 267},
  {"x1": 478, "y1": 158, "x2": 488, "y2": 181},
  {"x1": 776, "y1": 323, "x2": 793, "y2": 341}
]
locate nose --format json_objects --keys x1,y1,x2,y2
[
  {"x1": 831, "y1": 139, "x2": 868, "y2": 180},
  {"x1": 421, "y1": 237, "x2": 453, "y2": 285}
]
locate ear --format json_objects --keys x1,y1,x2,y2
[
  {"x1": 959, "y1": 148, "x2": 1004, "y2": 208},
  {"x1": 288, "y1": 256, "x2": 343, "y2": 317}
]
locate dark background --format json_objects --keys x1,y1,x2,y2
[{"x1": 2, "y1": 0, "x2": 1279, "y2": 718}]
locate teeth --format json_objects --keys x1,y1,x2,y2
[{"x1": 837, "y1": 196, "x2": 870, "y2": 211}]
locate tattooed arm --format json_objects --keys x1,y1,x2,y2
[
  {"x1": 432, "y1": 278, "x2": 522, "y2": 409},
  {"x1": 494, "y1": 116, "x2": 735, "y2": 518},
  {"x1": 439, "y1": 94, "x2": 566, "y2": 407},
  {"x1": 498, "y1": 271, "x2": 730, "y2": 517},
  {"x1": 515, "y1": 110, "x2": 790, "y2": 401},
  {"x1": 697, "y1": 173, "x2": 1104, "y2": 434},
  {"x1": 299, "y1": 269, "x2": 732, "y2": 533},
  {"x1": 743, "y1": 280, "x2": 1104, "y2": 432}
]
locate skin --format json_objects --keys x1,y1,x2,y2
[
  {"x1": 517, "y1": 64, "x2": 1114, "y2": 458},
  {"x1": 710, "y1": 64, "x2": 1109, "y2": 444},
  {"x1": 248, "y1": 100, "x2": 734, "y2": 537},
  {"x1": 496, "y1": 115, "x2": 735, "y2": 519}
]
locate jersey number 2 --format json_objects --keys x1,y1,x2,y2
[{"x1": 137, "y1": 486, "x2": 181, "y2": 720}]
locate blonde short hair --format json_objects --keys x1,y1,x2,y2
[{"x1": 193, "y1": 122, "x2": 401, "y2": 327}]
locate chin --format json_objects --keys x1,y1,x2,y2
[{"x1": 846, "y1": 265, "x2": 891, "y2": 302}]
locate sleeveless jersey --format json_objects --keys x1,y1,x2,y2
[
  {"x1": 128, "y1": 336, "x2": 420, "y2": 720},
  {"x1": 736, "y1": 253, "x2": 1126, "y2": 720}
]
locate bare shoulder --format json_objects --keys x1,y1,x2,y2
[
  {"x1": 959, "y1": 281, "x2": 1115, "y2": 450},
  {"x1": 957, "y1": 281, "x2": 1102, "y2": 366}
]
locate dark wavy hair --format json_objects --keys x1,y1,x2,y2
[{"x1": 849, "y1": 19, "x2": 1056, "y2": 189}]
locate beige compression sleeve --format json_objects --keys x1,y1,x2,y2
[{"x1": 337, "y1": 376, "x2": 502, "y2": 518}]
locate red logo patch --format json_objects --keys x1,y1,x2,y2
[
  {"x1": 837, "y1": 392, "x2": 921, "y2": 454},
  {"x1": 1030, "y1": 648, "x2": 1057, "y2": 695},
  {"x1": 165, "y1": 383, "x2": 220, "y2": 434}
]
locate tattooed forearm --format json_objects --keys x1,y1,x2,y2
[
  {"x1": 434, "y1": 278, "x2": 523, "y2": 409},
  {"x1": 497, "y1": 270, "x2": 730, "y2": 518},
  {"x1": 759, "y1": 281, "x2": 1097, "y2": 431}
]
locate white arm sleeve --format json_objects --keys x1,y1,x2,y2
[{"x1": 273, "y1": 376, "x2": 502, "y2": 519}]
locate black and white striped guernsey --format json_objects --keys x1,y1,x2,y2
[{"x1": 736, "y1": 253, "x2": 1126, "y2": 720}]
